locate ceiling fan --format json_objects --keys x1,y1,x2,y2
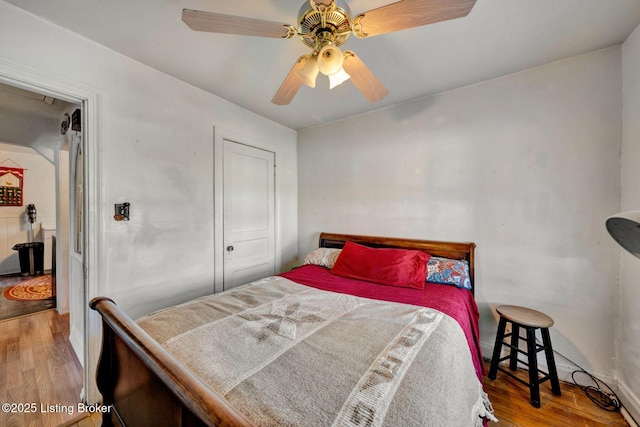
[{"x1": 182, "y1": 0, "x2": 477, "y2": 105}]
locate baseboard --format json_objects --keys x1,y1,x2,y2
[
  {"x1": 69, "y1": 325, "x2": 84, "y2": 367},
  {"x1": 553, "y1": 358, "x2": 616, "y2": 385},
  {"x1": 619, "y1": 381, "x2": 640, "y2": 426}
]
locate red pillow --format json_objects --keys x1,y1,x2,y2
[{"x1": 331, "y1": 241, "x2": 430, "y2": 289}]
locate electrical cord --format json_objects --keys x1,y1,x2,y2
[
  {"x1": 570, "y1": 369, "x2": 621, "y2": 412},
  {"x1": 538, "y1": 339, "x2": 622, "y2": 412}
]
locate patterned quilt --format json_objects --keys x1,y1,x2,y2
[{"x1": 138, "y1": 276, "x2": 496, "y2": 427}]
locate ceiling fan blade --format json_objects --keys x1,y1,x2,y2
[
  {"x1": 182, "y1": 9, "x2": 294, "y2": 38},
  {"x1": 343, "y1": 51, "x2": 388, "y2": 103},
  {"x1": 353, "y1": 0, "x2": 477, "y2": 38},
  {"x1": 271, "y1": 56, "x2": 308, "y2": 105}
]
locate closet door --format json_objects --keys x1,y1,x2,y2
[{"x1": 222, "y1": 139, "x2": 275, "y2": 290}]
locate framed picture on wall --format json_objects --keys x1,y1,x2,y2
[{"x1": 0, "y1": 166, "x2": 24, "y2": 206}]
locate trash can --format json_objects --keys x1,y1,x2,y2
[{"x1": 12, "y1": 242, "x2": 44, "y2": 276}]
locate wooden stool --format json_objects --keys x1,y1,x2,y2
[{"x1": 488, "y1": 305, "x2": 561, "y2": 407}]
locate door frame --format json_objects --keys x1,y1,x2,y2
[
  {"x1": 0, "y1": 59, "x2": 105, "y2": 404},
  {"x1": 213, "y1": 127, "x2": 280, "y2": 294}
]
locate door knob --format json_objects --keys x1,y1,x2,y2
[{"x1": 226, "y1": 245, "x2": 235, "y2": 252}]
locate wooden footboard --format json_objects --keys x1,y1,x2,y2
[{"x1": 90, "y1": 297, "x2": 255, "y2": 427}]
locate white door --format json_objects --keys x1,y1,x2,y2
[{"x1": 223, "y1": 139, "x2": 275, "y2": 290}]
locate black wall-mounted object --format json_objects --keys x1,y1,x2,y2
[
  {"x1": 27, "y1": 204, "x2": 37, "y2": 223},
  {"x1": 114, "y1": 203, "x2": 130, "y2": 221},
  {"x1": 72, "y1": 108, "x2": 81, "y2": 132}
]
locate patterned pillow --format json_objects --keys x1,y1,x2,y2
[
  {"x1": 303, "y1": 248, "x2": 342, "y2": 269},
  {"x1": 426, "y1": 257, "x2": 472, "y2": 290}
]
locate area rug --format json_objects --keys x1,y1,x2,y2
[{"x1": 3, "y1": 274, "x2": 52, "y2": 301}]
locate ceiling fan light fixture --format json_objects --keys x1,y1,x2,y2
[
  {"x1": 328, "y1": 67, "x2": 351, "y2": 89},
  {"x1": 317, "y1": 44, "x2": 345, "y2": 76},
  {"x1": 296, "y1": 55, "x2": 319, "y2": 88},
  {"x1": 184, "y1": 0, "x2": 478, "y2": 105}
]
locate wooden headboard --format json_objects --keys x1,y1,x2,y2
[{"x1": 318, "y1": 232, "x2": 476, "y2": 291}]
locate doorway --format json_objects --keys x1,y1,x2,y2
[
  {"x1": 0, "y1": 80, "x2": 80, "y2": 319},
  {"x1": 0, "y1": 61, "x2": 104, "y2": 404},
  {"x1": 0, "y1": 80, "x2": 86, "y2": 425}
]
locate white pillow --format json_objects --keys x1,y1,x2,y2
[{"x1": 303, "y1": 248, "x2": 342, "y2": 269}]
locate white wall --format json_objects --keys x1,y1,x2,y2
[
  {"x1": 298, "y1": 47, "x2": 622, "y2": 380},
  {"x1": 0, "y1": 109, "x2": 58, "y2": 147},
  {"x1": 620, "y1": 23, "x2": 640, "y2": 422},
  {"x1": 0, "y1": 2, "x2": 297, "y2": 316},
  {"x1": 0, "y1": 142, "x2": 56, "y2": 274}
]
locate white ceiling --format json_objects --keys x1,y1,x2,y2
[
  {"x1": 0, "y1": 82, "x2": 72, "y2": 120},
  {"x1": 5, "y1": 0, "x2": 640, "y2": 130}
]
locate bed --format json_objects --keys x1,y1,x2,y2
[{"x1": 91, "y1": 232, "x2": 496, "y2": 426}]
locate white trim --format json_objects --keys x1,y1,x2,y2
[
  {"x1": 556, "y1": 361, "x2": 616, "y2": 385},
  {"x1": 0, "y1": 59, "x2": 86, "y2": 104},
  {"x1": 213, "y1": 127, "x2": 224, "y2": 294},
  {"x1": 0, "y1": 58, "x2": 105, "y2": 404},
  {"x1": 68, "y1": 322, "x2": 85, "y2": 367},
  {"x1": 622, "y1": 408, "x2": 639, "y2": 427},
  {"x1": 619, "y1": 380, "x2": 640, "y2": 426},
  {"x1": 81, "y1": 85, "x2": 105, "y2": 405}
]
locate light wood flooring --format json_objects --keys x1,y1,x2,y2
[
  {"x1": 60, "y1": 411, "x2": 101, "y2": 427},
  {"x1": 1, "y1": 309, "x2": 633, "y2": 427},
  {"x1": 0, "y1": 310, "x2": 83, "y2": 427}
]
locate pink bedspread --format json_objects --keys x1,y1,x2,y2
[{"x1": 279, "y1": 264, "x2": 485, "y2": 380}]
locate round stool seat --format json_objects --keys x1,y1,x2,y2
[{"x1": 496, "y1": 305, "x2": 554, "y2": 328}]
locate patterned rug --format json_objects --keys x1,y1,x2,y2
[{"x1": 3, "y1": 275, "x2": 53, "y2": 301}]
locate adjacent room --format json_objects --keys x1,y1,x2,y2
[{"x1": 1, "y1": 0, "x2": 640, "y2": 426}]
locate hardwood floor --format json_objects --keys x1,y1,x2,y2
[
  {"x1": 484, "y1": 360, "x2": 630, "y2": 427},
  {"x1": 0, "y1": 310, "x2": 83, "y2": 427},
  {"x1": 60, "y1": 411, "x2": 101, "y2": 427}
]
